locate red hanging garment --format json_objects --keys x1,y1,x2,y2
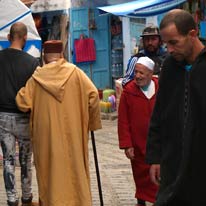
[{"x1": 74, "y1": 35, "x2": 96, "y2": 63}]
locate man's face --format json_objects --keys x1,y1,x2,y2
[
  {"x1": 143, "y1": 35, "x2": 161, "y2": 54},
  {"x1": 134, "y1": 63, "x2": 153, "y2": 87},
  {"x1": 160, "y1": 23, "x2": 193, "y2": 62}
]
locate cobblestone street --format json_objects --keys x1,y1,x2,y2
[{"x1": 0, "y1": 119, "x2": 152, "y2": 206}]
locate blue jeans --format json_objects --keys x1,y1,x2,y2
[{"x1": 0, "y1": 112, "x2": 32, "y2": 203}]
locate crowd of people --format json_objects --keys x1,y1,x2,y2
[{"x1": 0, "y1": 8, "x2": 205, "y2": 206}]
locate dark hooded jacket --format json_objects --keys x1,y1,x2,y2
[{"x1": 146, "y1": 48, "x2": 206, "y2": 205}]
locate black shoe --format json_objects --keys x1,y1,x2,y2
[
  {"x1": 21, "y1": 195, "x2": 32, "y2": 204},
  {"x1": 7, "y1": 200, "x2": 19, "y2": 206},
  {"x1": 137, "y1": 199, "x2": 146, "y2": 206}
]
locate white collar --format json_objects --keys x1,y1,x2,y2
[{"x1": 140, "y1": 80, "x2": 155, "y2": 99}]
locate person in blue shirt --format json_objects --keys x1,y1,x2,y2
[{"x1": 122, "y1": 26, "x2": 167, "y2": 86}]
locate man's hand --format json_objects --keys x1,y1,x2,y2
[
  {"x1": 150, "y1": 164, "x2": 160, "y2": 185},
  {"x1": 124, "y1": 147, "x2": 135, "y2": 160}
]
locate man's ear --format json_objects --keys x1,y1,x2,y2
[
  {"x1": 7, "y1": 34, "x2": 10, "y2": 41},
  {"x1": 23, "y1": 34, "x2": 27, "y2": 42},
  {"x1": 189, "y1": 29, "x2": 198, "y2": 38},
  {"x1": 60, "y1": 51, "x2": 64, "y2": 58},
  {"x1": 188, "y1": 29, "x2": 198, "y2": 42}
]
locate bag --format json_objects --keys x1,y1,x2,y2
[{"x1": 74, "y1": 34, "x2": 96, "y2": 64}]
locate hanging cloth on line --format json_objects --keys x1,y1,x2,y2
[{"x1": 73, "y1": 34, "x2": 96, "y2": 64}]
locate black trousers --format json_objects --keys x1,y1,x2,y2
[{"x1": 162, "y1": 197, "x2": 206, "y2": 206}]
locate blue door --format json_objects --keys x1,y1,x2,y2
[{"x1": 70, "y1": 8, "x2": 111, "y2": 89}]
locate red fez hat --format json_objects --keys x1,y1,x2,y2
[{"x1": 43, "y1": 40, "x2": 63, "y2": 53}]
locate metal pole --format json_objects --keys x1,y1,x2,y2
[{"x1": 91, "y1": 131, "x2": 104, "y2": 206}]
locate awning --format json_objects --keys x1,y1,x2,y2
[
  {"x1": 98, "y1": 0, "x2": 187, "y2": 17},
  {"x1": 0, "y1": 0, "x2": 41, "y2": 57},
  {"x1": 30, "y1": 0, "x2": 70, "y2": 13}
]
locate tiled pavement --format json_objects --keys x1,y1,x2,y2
[{"x1": 0, "y1": 119, "x2": 153, "y2": 206}]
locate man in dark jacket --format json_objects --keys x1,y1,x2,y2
[{"x1": 146, "y1": 9, "x2": 206, "y2": 206}]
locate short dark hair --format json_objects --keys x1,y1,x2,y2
[
  {"x1": 9, "y1": 22, "x2": 27, "y2": 40},
  {"x1": 160, "y1": 9, "x2": 196, "y2": 36}
]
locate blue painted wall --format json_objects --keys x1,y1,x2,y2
[{"x1": 70, "y1": 8, "x2": 111, "y2": 89}]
